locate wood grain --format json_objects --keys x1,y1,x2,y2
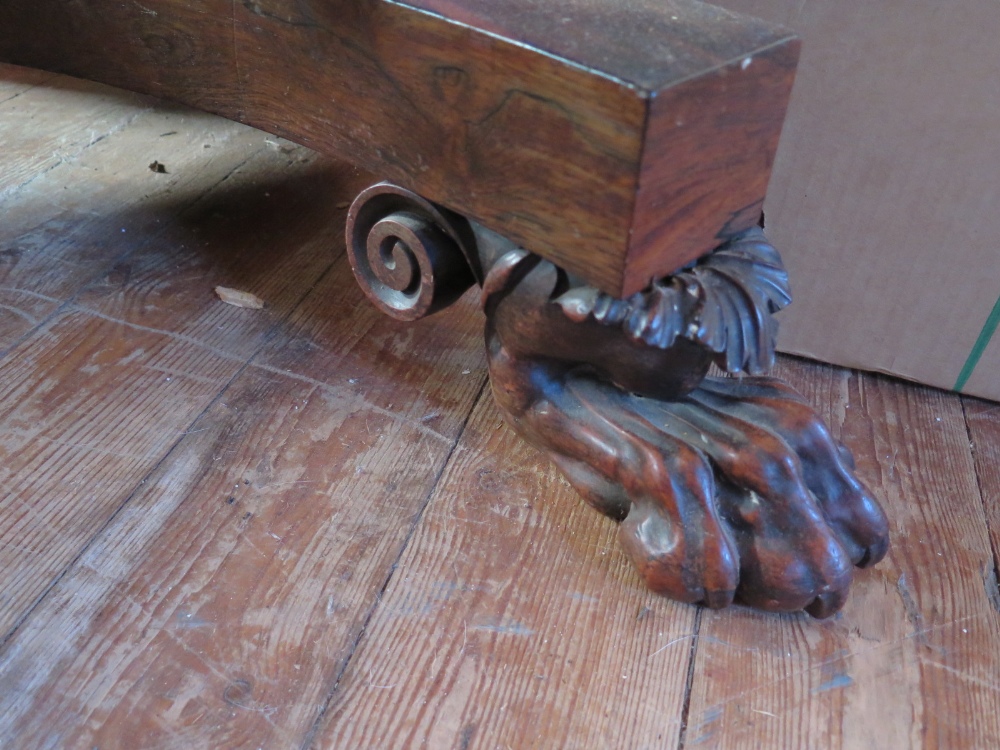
[
  {"x1": 964, "y1": 397, "x2": 1000, "y2": 611},
  {"x1": 0, "y1": 73, "x2": 270, "y2": 348},
  {"x1": 0, "y1": 0, "x2": 798, "y2": 295},
  {"x1": 0, "y1": 259, "x2": 487, "y2": 747},
  {"x1": 0, "y1": 73, "x2": 150, "y2": 199},
  {"x1": 0, "y1": 79, "x2": 490, "y2": 744},
  {"x1": 627, "y1": 40, "x2": 797, "y2": 290},
  {"x1": 310, "y1": 392, "x2": 698, "y2": 749},
  {"x1": 0, "y1": 112, "x2": 357, "y2": 637},
  {"x1": 3, "y1": 67, "x2": 1000, "y2": 750},
  {"x1": 681, "y1": 360, "x2": 1000, "y2": 749}
]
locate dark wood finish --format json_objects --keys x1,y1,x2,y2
[
  {"x1": 480, "y1": 229, "x2": 888, "y2": 616},
  {"x1": 345, "y1": 179, "x2": 889, "y2": 616},
  {"x1": 0, "y1": 0, "x2": 880, "y2": 618},
  {"x1": 0, "y1": 0, "x2": 798, "y2": 296},
  {"x1": 3, "y1": 72, "x2": 1000, "y2": 747},
  {"x1": 345, "y1": 182, "x2": 477, "y2": 321}
]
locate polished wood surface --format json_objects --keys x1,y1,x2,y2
[
  {"x1": 474, "y1": 233, "x2": 887, "y2": 617},
  {"x1": 0, "y1": 0, "x2": 797, "y2": 296},
  {"x1": 2, "y1": 68, "x2": 999, "y2": 749}
]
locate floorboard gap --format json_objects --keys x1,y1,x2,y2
[
  {"x1": 0, "y1": 256, "x2": 335, "y2": 649},
  {"x1": 960, "y1": 396, "x2": 1000, "y2": 613},
  {"x1": 300, "y1": 380, "x2": 489, "y2": 750},
  {"x1": 675, "y1": 606, "x2": 704, "y2": 750}
]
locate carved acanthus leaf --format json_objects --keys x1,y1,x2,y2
[{"x1": 553, "y1": 227, "x2": 791, "y2": 375}]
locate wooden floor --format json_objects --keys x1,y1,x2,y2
[{"x1": 1, "y1": 64, "x2": 998, "y2": 750}]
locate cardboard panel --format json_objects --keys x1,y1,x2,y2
[{"x1": 718, "y1": 0, "x2": 1000, "y2": 401}]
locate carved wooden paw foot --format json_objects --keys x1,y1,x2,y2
[
  {"x1": 478, "y1": 229, "x2": 889, "y2": 618},
  {"x1": 346, "y1": 182, "x2": 890, "y2": 617},
  {"x1": 488, "y1": 357, "x2": 889, "y2": 617}
]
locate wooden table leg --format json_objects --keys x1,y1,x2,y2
[
  {"x1": 0, "y1": 0, "x2": 889, "y2": 616},
  {"x1": 344, "y1": 182, "x2": 889, "y2": 617}
]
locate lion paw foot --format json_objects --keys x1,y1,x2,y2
[{"x1": 502, "y1": 370, "x2": 889, "y2": 618}]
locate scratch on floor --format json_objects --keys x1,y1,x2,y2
[
  {"x1": 896, "y1": 573, "x2": 924, "y2": 640},
  {"x1": 0, "y1": 304, "x2": 38, "y2": 326},
  {"x1": 685, "y1": 705, "x2": 723, "y2": 746},
  {"x1": 0, "y1": 287, "x2": 63, "y2": 305},
  {"x1": 367, "y1": 667, "x2": 398, "y2": 690},
  {"x1": 240, "y1": 533, "x2": 276, "y2": 562},
  {"x1": 161, "y1": 630, "x2": 284, "y2": 732},
  {"x1": 690, "y1": 613, "x2": 988, "y2": 715},
  {"x1": 811, "y1": 673, "x2": 855, "y2": 693},
  {"x1": 921, "y1": 657, "x2": 1000, "y2": 694},
  {"x1": 251, "y1": 361, "x2": 455, "y2": 446},
  {"x1": 70, "y1": 303, "x2": 248, "y2": 366},
  {"x1": 470, "y1": 621, "x2": 534, "y2": 637},
  {"x1": 173, "y1": 611, "x2": 213, "y2": 630},
  {"x1": 650, "y1": 633, "x2": 698, "y2": 658}
]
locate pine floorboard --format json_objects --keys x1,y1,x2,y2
[{"x1": 0, "y1": 64, "x2": 998, "y2": 749}]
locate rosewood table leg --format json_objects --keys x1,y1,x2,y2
[
  {"x1": 346, "y1": 183, "x2": 889, "y2": 617},
  {"x1": 1, "y1": 0, "x2": 890, "y2": 615}
]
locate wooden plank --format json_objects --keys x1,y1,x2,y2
[
  {"x1": 0, "y1": 64, "x2": 57, "y2": 105},
  {"x1": 0, "y1": 1, "x2": 798, "y2": 295},
  {"x1": 0, "y1": 253, "x2": 486, "y2": 747},
  {"x1": 964, "y1": 397, "x2": 1000, "y2": 602},
  {"x1": 0, "y1": 68, "x2": 273, "y2": 348},
  {"x1": 681, "y1": 359, "x2": 1000, "y2": 749},
  {"x1": 0, "y1": 138, "x2": 357, "y2": 637},
  {"x1": 0, "y1": 69, "x2": 152, "y2": 198},
  {"x1": 0, "y1": 55, "x2": 485, "y2": 746},
  {"x1": 310, "y1": 390, "x2": 699, "y2": 749}
]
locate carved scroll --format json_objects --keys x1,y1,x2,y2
[{"x1": 345, "y1": 182, "x2": 477, "y2": 321}]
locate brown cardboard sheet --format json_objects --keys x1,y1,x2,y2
[{"x1": 718, "y1": 0, "x2": 1000, "y2": 401}]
